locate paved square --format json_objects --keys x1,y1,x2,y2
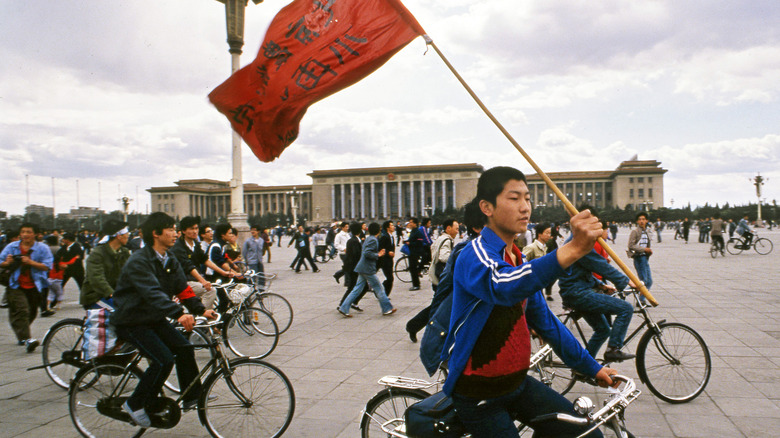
[{"x1": 1, "y1": 228, "x2": 778, "y2": 437}]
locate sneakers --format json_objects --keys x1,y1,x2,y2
[
  {"x1": 122, "y1": 401, "x2": 151, "y2": 427},
  {"x1": 351, "y1": 304, "x2": 363, "y2": 312},
  {"x1": 25, "y1": 339, "x2": 40, "y2": 353},
  {"x1": 383, "y1": 308, "x2": 397, "y2": 316},
  {"x1": 182, "y1": 399, "x2": 199, "y2": 412},
  {"x1": 41, "y1": 310, "x2": 56, "y2": 317},
  {"x1": 603, "y1": 348, "x2": 635, "y2": 363},
  {"x1": 407, "y1": 328, "x2": 418, "y2": 343},
  {"x1": 337, "y1": 308, "x2": 352, "y2": 318},
  {"x1": 409, "y1": 286, "x2": 420, "y2": 291}
]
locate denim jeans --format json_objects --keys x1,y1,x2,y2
[
  {"x1": 451, "y1": 375, "x2": 603, "y2": 438},
  {"x1": 632, "y1": 255, "x2": 653, "y2": 290},
  {"x1": 117, "y1": 320, "x2": 202, "y2": 411},
  {"x1": 563, "y1": 290, "x2": 633, "y2": 356},
  {"x1": 338, "y1": 272, "x2": 393, "y2": 314}
]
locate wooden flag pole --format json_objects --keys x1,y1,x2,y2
[{"x1": 424, "y1": 36, "x2": 658, "y2": 306}]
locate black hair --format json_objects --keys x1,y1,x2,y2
[
  {"x1": 214, "y1": 223, "x2": 233, "y2": 243},
  {"x1": 463, "y1": 199, "x2": 485, "y2": 237},
  {"x1": 535, "y1": 222, "x2": 551, "y2": 239},
  {"x1": 19, "y1": 222, "x2": 40, "y2": 234},
  {"x1": 476, "y1": 166, "x2": 527, "y2": 206},
  {"x1": 250, "y1": 223, "x2": 261, "y2": 231},
  {"x1": 441, "y1": 218, "x2": 456, "y2": 230},
  {"x1": 409, "y1": 217, "x2": 419, "y2": 225},
  {"x1": 635, "y1": 212, "x2": 649, "y2": 222},
  {"x1": 577, "y1": 203, "x2": 599, "y2": 218},
  {"x1": 199, "y1": 224, "x2": 212, "y2": 237},
  {"x1": 381, "y1": 220, "x2": 393, "y2": 232},
  {"x1": 368, "y1": 222, "x2": 381, "y2": 235},
  {"x1": 180, "y1": 216, "x2": 201, "y2": 230},
  {"x1": 141, "y1": 212, "x2": 176, "y2": 247},
  {"x1": 349, "y1": 221, "x2": 362, "y2": 235}
]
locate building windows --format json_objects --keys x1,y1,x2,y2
[
  {"x1": 629, "y1": 188, "x2": 634, "y2": 198},
  {"x1": 638, "y1": 188, "x2": 644, "y2": 198},
  {"x1": 638, "y1": 177, "x2": 644, "y2": 183},
  {"x1": 629, "y1": 177, "x2": 634, "y2": 183},
  {"x1": 649, "y1": 188, "x2": 653, "y2": 198},
  {"x1": 648, "y1": 177, "x2": 653, "y2": 183}
]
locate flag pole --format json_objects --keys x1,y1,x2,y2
[{"x1": 424, "y1": 36, "x2": 658, "y2": 306}]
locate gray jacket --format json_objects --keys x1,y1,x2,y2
[{"x1": 354, "y1": 235, "x2": 380, "y2": 275}]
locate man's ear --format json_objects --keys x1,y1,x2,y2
[{"x1": 479, "y1": 199, "x2": 494, "y2": 218}]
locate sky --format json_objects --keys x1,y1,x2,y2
[{"x1": 1, "y1": 0, "x2": 779, "y2": 216}]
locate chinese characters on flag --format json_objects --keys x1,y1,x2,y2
[{"x1": 208, "y1": 0, "x2": 425, "y2": 162}]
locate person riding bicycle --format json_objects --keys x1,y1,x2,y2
[
  {"x1": 558, "y1": 206, "x2": 637, "y2": 363},
  {"x1": 709, "y1": 212, "x2": 726, "y2": 255},
  {"x1": 111, "y1": 212, "x2": 216, "y2": 428},
  {"x1": 442, "y1": 167, "x2": 619, "y2": 438},
  {"x1": 735, "y1": 215, "x2": 753, "y2": 247}
]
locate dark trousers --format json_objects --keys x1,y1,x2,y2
[
  {"x1": 451, "y1": 376, "x2": 602, "y2": 438},
  {"x1": 63, "y1": 270, "x2": 84, "y2": 290},
  {"x1": 408, "y1": 254, "x2": 421, "y2": 288},
  {"x1": 294, "y1": 248, "x2": 318, "y2": 272},
  {"x1": 8, "y1": 287, "x2": 40, "y2": 341},
  {"x1": 380, "y1": 260, "x2": 394, "y2": 297},
  {"x1": 117, "y1": 321, "x2": 202, "y2": 411},
  {"x1": 406, "y1": 305, "x2": 430, "y2": 335}
]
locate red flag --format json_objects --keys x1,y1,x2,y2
[{"x1": 208, "y1": 0, "x2": 425, "y2": 162}]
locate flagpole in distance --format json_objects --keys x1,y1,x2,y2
[
  {"x1": 423, "y1": 36, "x2": 658, "y2": 306},
  {"x1": 216, "y1": 0, "x2": 264, "y2": 243}
]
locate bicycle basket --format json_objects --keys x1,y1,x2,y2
[{"x1": 228, "y1": 283, "x2": 253, "y2": 304}]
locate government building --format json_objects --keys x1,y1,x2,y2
[{"x1": 148, "y1": 158, "x2": 666, "y2": 224}]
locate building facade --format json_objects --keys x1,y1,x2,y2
[{"x1": 148, "y1": 159, "x2": 666, "y2": 224}]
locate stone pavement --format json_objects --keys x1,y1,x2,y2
[{"x1": 1, "y1": 228, "x2": 778, "y2": 437}]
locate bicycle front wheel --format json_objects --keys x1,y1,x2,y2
[
  {"x1": 753, "y1": 238, "x2": 773, "y2": 255},
  {"x1": 257, "y1": 292, "x2": 293, "y2": 334},
  {"x1": 636, "y1": 322, "x2": 711, "y2": 403},
  {"x1": 709, "y1": 245, "x2": 718, "y2": 258},
  {"x1": 725, "y1": 238, "x2": 743, "y2": 255},
  {"x1": 200, "y1": 358, "x2": 295, "y2": 438},
  {"x1": 393, "y1": 256, "x2": 412, "y2": 283},
  {"x1": 360, "y1": 387, "x2": 430, "y2": 438},
  {"x1": 224, "y1": 307, "x2": 279, "y2": 359},
  {"x1": 42, "y1": 317, "x2": 85, "y2": 389},
  {"x1": 69, "y1": 362, "x2": 145, "y2": 438},
  {"x1": 529, "y1": 338, "x2": 577, "y2": 396}
]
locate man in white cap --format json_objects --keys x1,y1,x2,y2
[{"x1": 80, "y1": 219, "x2": 131, "y2": 309}]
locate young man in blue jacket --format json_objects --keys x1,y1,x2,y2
[{"x1": 442, "y1": 167, "x2": 618, "y2": 438}]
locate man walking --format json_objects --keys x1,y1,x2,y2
[
  {"x1": 0, "y1": 223, "x2": 53, "y2": 352},
  {"x1": 628, "y1": 212, "x2": 653, "y2": 297},
  {"x1": 337, "y1": 222, "x2": 395, "y2": 317},
  {"x1": 377, "y1": 221, "x2": 396, "y2": 297},
  {"x1": 404, "y1": 218, "x2": 425, "y2": 291}
]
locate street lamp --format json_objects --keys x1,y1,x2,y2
[
  {"x1": 750, "y1": 173, "x2": 766, "y2": 223},
  {"x1": 118, "y1": 195, "x2": 132, "y2": 222},
  {"x1": 286, "y1": 187, "x2": 302, "y2": 226},
  {"x1": 215, "y1": 0, "x2": 264, "y2": 240}
]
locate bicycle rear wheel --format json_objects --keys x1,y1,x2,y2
[
  {"x1": 224, "y1": 306, "x2": 279, "y2": 359},
  {"x1": 360, "y1": 387, "x2": 430, "y2": 438},
  {"x1": 42, "y1": 317, "x2": 85, "y2": 389},
  {"x1": 200, "y1": 358, "x2": 294, "y2": 438},
  {"x1": 393, "y1": 256, "x2": 412, "y2": 283},
  {"x1": 753, "y1": 238, "x2": 773, "y2": 255},
  {"x1": 69, "y1": 362, "x2": 145, "y2": 438},
  {"x1": 725, "y1": 238, "x2": 743, "y2": 255},
  {"x1": 636, "y1": 322, "x2": 711, "y2": 403},
  {"x1": 257, "y1": 292, "x2": 293, "y2": 334},
  {"x1": 709, "y1": 245, "x2": 718, "y2": 258}
]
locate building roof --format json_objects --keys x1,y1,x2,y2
[{"x1": 308, "y1": 163, "x2": 484, "y2": 178}]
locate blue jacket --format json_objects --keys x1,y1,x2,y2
[
  {"x1": 354, "y1": 235, "x2": 380, "y2": 275},
  {"x1": 0, "y1": 241, "x2": 53, "y2": 292},
  {"x1": 420, "y1": 239, "x2": 470, "y2": 376},
  {"x1": 557, "y1": 235, "x2": 629, "y2": 302},
  {"x1": 441, "y1": 227, "x2": 601, "y2": 396}
]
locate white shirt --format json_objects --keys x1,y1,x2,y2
[{"x1": 334, "y1": 230, "x2": 350, "y2": 253}]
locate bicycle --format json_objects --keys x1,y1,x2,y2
[
  {"x1": 393, "y1": 255, "x2": 430, "y2": 284},
  {"x1": 360, "y1": 366, "x2": 641, "y2": 437},
  {"x1": 243, "y1": 270, "x2": 294, "y2": 334},
  {"x1": 68, "y1": 314, "x2": 295, "y2": 438},
  {"x1": 709, "y1": 240, "x2": 725, "y2": 258},
  {"x1": 211, "y1": 279, "x2": 280, "y2": 359},
  {"x1": 726, "y1": 232, "x2": 773, "y2": 255},
  {"x1": 314, "y1": 244, "x2": 337, "y2": 263},
  {"x1": 539, "y1": 288, "x2": 711, "y2": 404}
]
